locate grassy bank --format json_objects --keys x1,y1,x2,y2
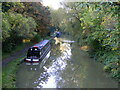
[
  {"x1": 86, "y1": 44, "x2": 120, "y2": 82},
  {"x1": 2, "y1": 57, "x2": 24, "y2": 88},
  {"x1": 2, "y1": 43, "x2": 28, "y2": 60},
  {"x1": 2, "y1": 42, "x2": 29, "y2": 88},
  {"x1": 93, "y1": 50, "x2": 120, "y2": 82}
]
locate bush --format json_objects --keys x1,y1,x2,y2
[
  {"x1": 31, "y1": 34, "x2": 42, "y2": 43},
  {"x1": 2, "y1": 12, "x2": 37, "y2": 53},
  {"x1": 111, "y1": 69, "x2": 120, "y2": 82}
]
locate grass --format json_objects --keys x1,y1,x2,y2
[
  {"x1": 2, "y1": 57, "x2": 24, "y2": 88},
  {"x1": 0, "y1": 69, "x2": 2, "y2": 89},
  {"x1": 2, "y1": 44, "x2": 26, "y2": 60},
  {"x1": 2, "y1": 42, "x2": 34, "y2": 60},
  {"x1": 2, "y1": 44, "x2": 25, "y2": 60}
]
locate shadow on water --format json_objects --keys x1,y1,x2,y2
[{"x1": 16, "y1": 37, "x2": 118, "y2": 88}]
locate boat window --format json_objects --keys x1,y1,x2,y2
[{"x1": 27, "y1": 47, "x2": 40, "y2": 58}]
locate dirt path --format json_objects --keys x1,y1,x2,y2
[{"x1": 2, "y1": 43, "x2": 32, "y2": 67}]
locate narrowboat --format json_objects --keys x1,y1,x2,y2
[{"x1": 24, "y1": 40, "x2": 51, "y2": 63}]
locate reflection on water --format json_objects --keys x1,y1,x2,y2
[{"x1": 16, "y1": 37, "x2": 118, "y2": 88}]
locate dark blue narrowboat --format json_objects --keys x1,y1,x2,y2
[{"x1": 25, "y1": 40, "x2": 51, "y2": 63}]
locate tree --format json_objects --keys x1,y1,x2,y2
[
  {"x1": 13, "y1": 2, "x2": 51, "y2": 37},
  {"x1": 2, "y1": 2, "x2": 37, "y2": 52}
]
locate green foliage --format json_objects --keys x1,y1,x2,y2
[
  {"x1": 2, "y1": 12, "x2": 37, "y2": 52},
  {"x1": 2, "y1": 2, "x2": 24, "y2": 12},
  {"x1": 20, "y1": 2, "x2": 51, "y2": 37},
  {"x1": 8, "y1": 13, "x2": 37, "y2": 38},
  {"x1": 31, "y1": 34, "x2": 42, "y2": 43},
  {"x1": 2, "y1": 12, "x2": 11, "y2": 41},
  {"x1": 2, "y1": 57, "x2": 24, "y2": 88},
  {"x1": 111, "y1": 69, "x2": 120, "y2": 82},
  {"x1": 102, "y1": 51, "x2": 120, "y2": 81}
]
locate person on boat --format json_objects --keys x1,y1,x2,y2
[{"x1": 55, "y1": 29, "x2": 61, "y2": 38}]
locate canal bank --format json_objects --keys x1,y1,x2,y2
[
  {"x1": 2, "y1": 43, "x2": 33, "y2": 88},
  {"x1": 2, "y1": 57, "x2": 24, "y2": 88}
]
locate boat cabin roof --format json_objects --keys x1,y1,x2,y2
[{"x1": 31, "y1": 40, "x2": 49, "y2": 49}]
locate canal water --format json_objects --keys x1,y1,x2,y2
[{"x1": 16, "y1": 37, "x2": 118, "y2": 88}]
